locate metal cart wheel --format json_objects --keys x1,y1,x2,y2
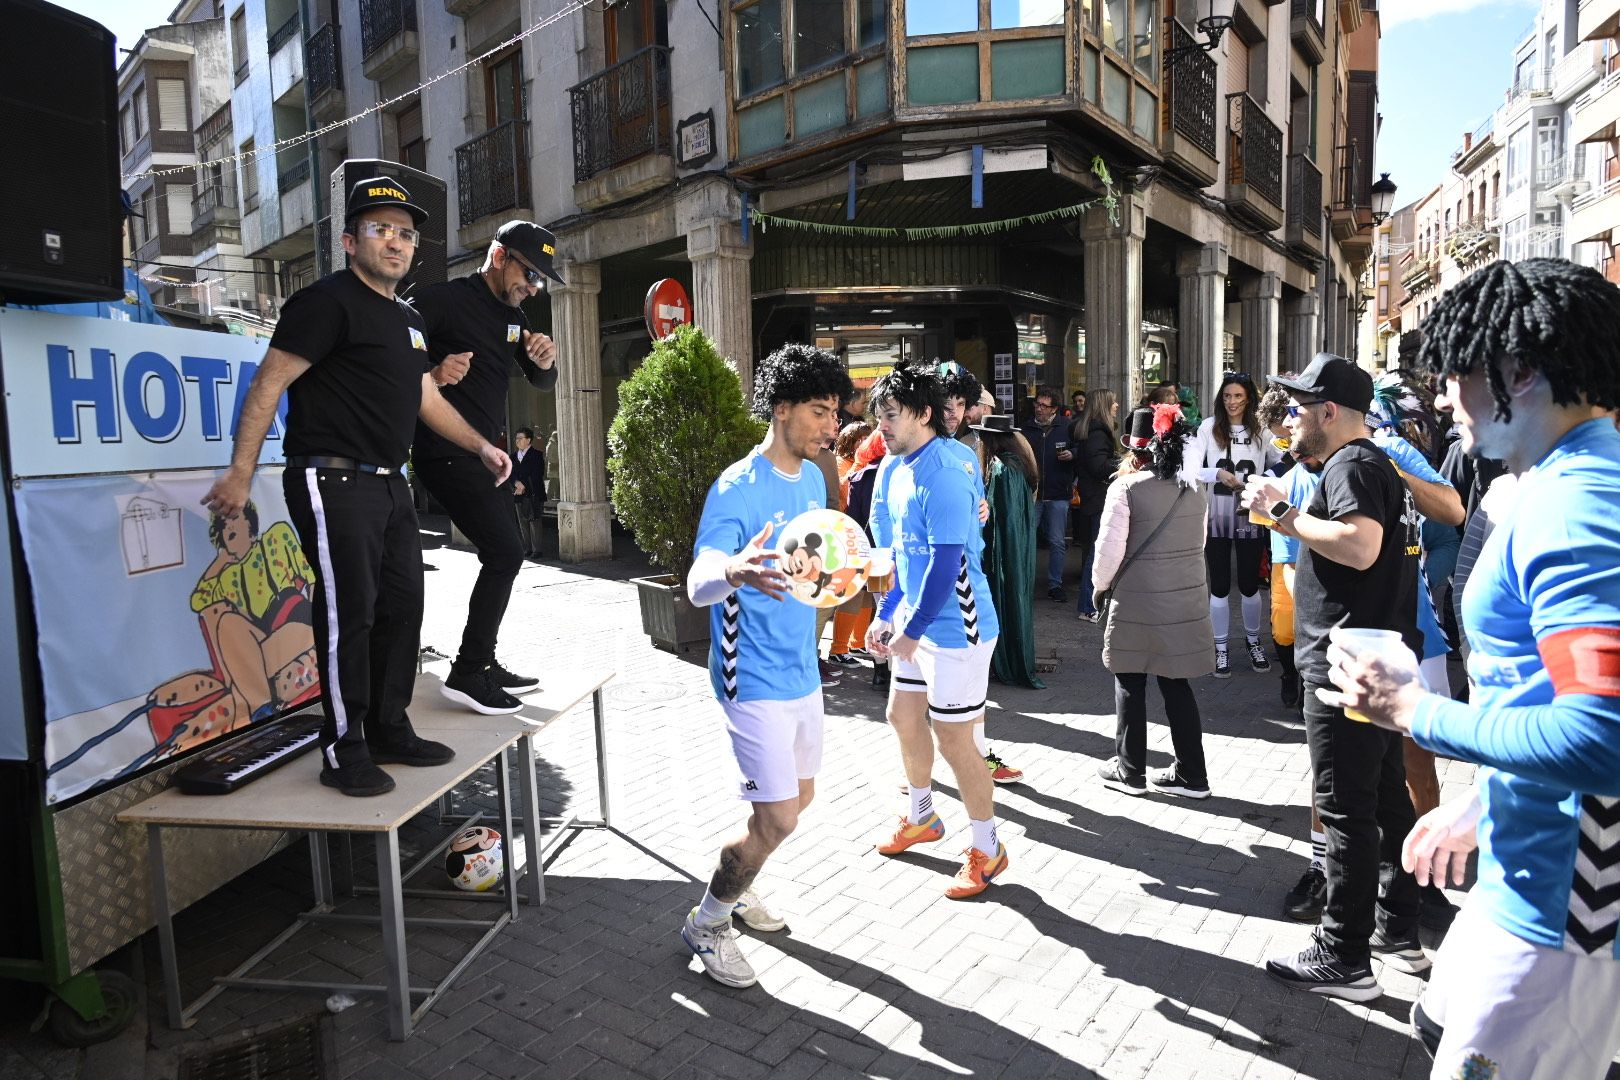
[{"x1": 46, "y1": 968, "x2": 138, "y2": 1048}]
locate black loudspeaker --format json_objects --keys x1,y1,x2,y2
[
  {"x1": 0, "y1": 1, "x2": 123, "y2": 303},
  {"x1": 325, "y1": 159, "x2": 448, "y2": 300}
]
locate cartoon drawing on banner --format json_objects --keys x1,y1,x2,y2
[
  {"x1": 119, "y1": 496, "x2": 184, "y2": 574},
  {"x1": 17, "y1": 471, "x2": 322, "y2": 803}
]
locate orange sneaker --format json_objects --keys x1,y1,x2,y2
[
  {"x1": 985, "y1": 750, "x2": 1023, "y2": 784},
  {"x1": 945, "y1": 843, "x2": 1009, "y2": 899},
  {"x1": 875, "y1": 813, "x2": 945, "y2": 855}
]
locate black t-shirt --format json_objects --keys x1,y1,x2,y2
[
  {"x1": 269, "y1": 270, "x2": 428, "y2": 467},
  {"x1": 410, "y1": 273, "x2": 559, "y2": 459},
  {"x1": 1293, "y1": 439, "x2": 1422, "y2": 685}
]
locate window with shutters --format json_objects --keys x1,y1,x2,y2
[
  {"x1": 157, "y1": 79, "x2": 188, "y2": 132},
  {"x1": 120, "y1": 105, "x2": 135, "y2": 156},
  {"x1": 395, "y1": 102, "x2": 425, "y2": 171},
  {"x1": 240, "y1": 138, "x2": 259, "y2": 212},
  {"x1": 231, "y1": 9, "x2": 248, "y2": 82},
  {"x1": 167, "y1": 187, "x2": 193, "y2": 237},
  {"x1": 133, "y1": 85, "x2": 148, "y2": 137}
]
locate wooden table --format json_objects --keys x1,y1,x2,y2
[{"x1": 117, "y1": 668, "x2": 614, "y2": 1041}]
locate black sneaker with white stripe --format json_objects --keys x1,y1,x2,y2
[
  {"x1": 490, "y1": 660, "x2": 540, "y2": 692},
  {"x1": 1264, "y1": 934, "x2": 1381, "y2": 1001},
  {"x1": 441, "y1": 664, "x2": 524, "y2": 715},
  {"x1": 1369, "y1": 928, "x2": 1430, "y2": 974}
]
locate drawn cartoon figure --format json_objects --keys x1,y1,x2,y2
[{"x1": 781, "y1": 532, "x2": 828, "y2": 596}]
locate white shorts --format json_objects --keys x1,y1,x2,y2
[
  {"x1": 720, "y1": 691, "x2": 824, "y2": 803},
  {"x1": 1418, "y1": 896, "x2": 1620, "y2": 1080},
  {"x1": 892, "y1": 637, "x2": 998, "y2": 723}
]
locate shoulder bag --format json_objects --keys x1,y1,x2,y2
[{"x1": 1096, "y1": 487, "x2": 1188, "y2": 628}]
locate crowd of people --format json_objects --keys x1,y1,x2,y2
[{"x1": 684, "y1": 256, "x2": 1620, "y2": 1080}]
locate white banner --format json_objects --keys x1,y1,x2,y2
[
  {"x1": 0, "y1": 308, "x2": 285, "y2": 478},
  {"x1": 17, "y1": 470, "x2": 321, "y2": 804}
]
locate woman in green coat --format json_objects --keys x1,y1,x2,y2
[{"x1": 973, "y1": 417, "x2": 1045, "y2": 690}]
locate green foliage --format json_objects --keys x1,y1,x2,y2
[{"x1": 607, "y1": 324, "x2": 765, "y2": 583}]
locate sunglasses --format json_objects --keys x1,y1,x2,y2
[
  {"x1": 505, "y1": 248, "x2": 546, "y2": 287},
  {"x1": 1286, "y1": 400, "x2": 1327, "y2": 418},
  {"x1": 356, "y1": 219, "x2": 420, "y2": 245}
]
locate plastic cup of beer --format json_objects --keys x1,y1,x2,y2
[
  {"x1": 866, "y1": 548, "x2": 894, "y2": 595},
  {"x1": 1333, "y1": 628, "x2": 1416, "y2": 723},
  {"x1": 1248, "y1": 506, "x2": 1274, "y2": 527}
]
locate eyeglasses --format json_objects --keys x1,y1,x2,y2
[
  {"x1": 1286, "y1": 400, "x2": 1326, "y2": 418},
  {"x1": 356, "y1": 220, "x2": 420, "y2": 246},
  {"x1": 505, "y1": 248, "x2": 545, "y2": 287},
  {"x1": 1033, "y1": 401, "x2": 1057, "y2": 410}
]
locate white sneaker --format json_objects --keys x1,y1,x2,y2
[
  {"x1": 680, "y1": 909, "x2": 757, "y2": 988},
  {"x1": 731, "y1": 889, "x2": 787, "y2": 932}
]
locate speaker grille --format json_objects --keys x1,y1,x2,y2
[{"x1": 329, "y1": 159, "x2": 449, "y2": 300}]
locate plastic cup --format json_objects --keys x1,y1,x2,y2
[
  {"x1": 1334, "y1": 628, "x2": 1416, "y2": 723},
  {"x1": 866, "y1": 548, "x2": 894, "y2": 595},
  {"x1": 1248, "y1": 508, "x2": 1274, "y2": 527}
]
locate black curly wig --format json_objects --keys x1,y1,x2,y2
[
  {"x1": 1416, "y1": 257, "x2": 1620, "y2": 423},
  {"x1": 869, "y1": 360, "x2": 949, "y2": 438},
  {"x1": 938, "y1": 361, "x2": 983, "y2": 406},
  {"x1": 751, "y1": 343, "x2": 855, "y2": 421}
]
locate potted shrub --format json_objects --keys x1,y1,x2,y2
[{"x1": 607, "y1": 324, "x2": 765, "y2": 653}]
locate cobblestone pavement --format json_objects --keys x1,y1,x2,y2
[{"x1": 3, "y1": 520, "x2": 1484, "y2": 1080}]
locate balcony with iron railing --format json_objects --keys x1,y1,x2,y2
[
  {"x1": 1160, "y1": 18, "x2": 1218, "y2": 186},
  {"x1": 192, "y1": 179, "x2": 239, "y2": 235},
  {"x1": 1225, "y1": 92, "x2": 1283, "y2": 229},
  {"x1": 1445, "y1": 213, "x2": 1499, "y2": 266},
  {"x1": 1571, "y1": 166, "x2": 1620, "y2": 244},
  {"x1": 1501, "y1": 66, "x2": 1554, "y2": 123},
  {"x1": 1572, "y1": 60, "x2": 1620, "y2": 144},
  {"x1": 456, "y1": 119, "x2": 530, "y2": 231},
  {"x1": 569, "y1": 45, "x2": 674, "y2": 208},
  {"x1": 306, "y1": 21, "x2": 344, "y2": 121},
  {"x1": 268, "y1": 11, "x2": 300, "y2": 55},
  {"x1": 1290, "y1": 0, "x2": 1326, "y2": 63},
  {"x1": 1286, "y1": 153, "x2": 1324, "y2": 252},
  {"x1": 360, "y1": 0, "x2": 418, "y2": 82}
]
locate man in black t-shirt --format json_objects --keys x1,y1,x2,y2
[
  {"x1": 1241, "y1": 353, "x2": 1423, "y2": 1002},
  {"x1": 202, "y1": 179, "x2": 512, "y2": 797},
  {"x1": 411, "y1": 220, "x2": 561, "y2": 714}
]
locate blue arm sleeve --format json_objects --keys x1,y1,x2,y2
[
  {"x1": 1412, "y1": 694, "x2": 1620, "y2": 797},
  {"x1": 899, "y1": 544, "x2": 965, "y2": 641},
  {"x1": 878, "y1": 582, "x2": 903, "y2": 622}
]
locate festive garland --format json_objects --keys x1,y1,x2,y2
[{"x1": 749, "y1": 155, "x2": 1119, "y2": 240}]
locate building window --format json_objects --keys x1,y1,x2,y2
[
  {"x1": 157, "y1": 78, "x2": 188, "y2": 132},
  {"x1": 857, "y1": 0, "x2": 885, "y2": 46},
  {"x1": 133, "y1": 84, "x2": 148, "y2": 138},
  {"x1": 240, "y1": 138, "x2": 259, "y2": 211},
  {"x1": 396, "y1": 102, "x2": 425, "y2": 171},
  {"x1": 795, "y1": 0, "x2": 847, "y2": 72},
  {"x1": 119, "y1": 104, "x2": 135, "y2": 156},
  {"x1": 230, "y1": 8, "x2": 248, "y2": 81},
  {"x1": 907, "y1": 0, "x2": 977, "y2": 35},
  {"x1": 735, "y1": 1, "x2": 786, "y2": 96},
  {"x1": 990, "y1": 0, "x2": 1062, "y2": 29},
  {"x1": 1506, "y1": 124, "x2": 1529, "y2": 193}
]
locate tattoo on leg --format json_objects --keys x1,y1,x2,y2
[{"x1": 708, "y1": 845, "x2": 763, "y2": 904}]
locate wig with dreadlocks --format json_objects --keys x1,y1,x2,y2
[{"x1": 1415, "y1": 258, "x2": 1620, "y2": 423}]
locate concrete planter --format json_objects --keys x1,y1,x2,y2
[{"x1": 633, "y1": 574, "x2": 710, "y2": 654}]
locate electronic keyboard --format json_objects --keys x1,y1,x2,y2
[{"x1": 172, "y1": 712, "x2": 323, "y2": 795}]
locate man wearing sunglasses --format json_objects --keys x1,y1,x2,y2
[
  {"x1": 410, "y1": 220, "x2": 564, "y2": 715},
  {"x1": 201, "y1": 178, "x2": 512, "y2": 797}
]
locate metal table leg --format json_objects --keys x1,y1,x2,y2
[
  {"x1": 515, "y1": 732, "x2": 545, "y2": 906},
  {"x1": 309, "y1": 832, "x2": 334, "y2": 910},
  {"x1": 375, "y1": 829, "x2": 410, "y2": 1041},
  {"x1": 495, "y1": 747, "x2": 518, "y2": 924},
  {"x1": 146, "y1": 825, "x2": 188, "y2": 1030},
  {"x1": 592, "y1": 687, "x2": 612, "y2": 827}
]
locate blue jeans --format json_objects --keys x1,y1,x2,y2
[
  {"x1": 1037, "y1": 499, "x2": 1069, "y2": 590},
  {"x1": 1073, "y1": 509, "x2": 1103, "y2": 615}
]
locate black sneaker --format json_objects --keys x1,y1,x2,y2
[
  {"x1": 1280, "y1": 673, "x2": 1299, "y2": 707},
  {"x1": 1369, "y1": 928, "x2": 1431, "y2": 974},
  {"x1": 1265, "y1": 935, "x2": 1381, "y2": 1001},
  {"x1": 1097, "y1": 758, "x2": 1147, "y2": 796},
  {"x1": 441, "y1": 666, "x2": 524, "y2": 715},
  {"x1": 1149, "y1": 767, "x2": 1211, "y2": 800},
  {"x1": 1247, "y1": 640, "x2": 1271, "y2": 672},
  {"x1": 1048, "y1": 586, "x2": 1068, "y2": 603},
  {"x1": 1284, "y1": 866, "x2": 1327, "y2": 922},
  {"x1": 818, "y1": 659, "x2": 840, "y2": 687},
  {"x1": 1419, "y1": 884, "x2": 1458, "y2": 932},
  {"x1": 319, "y1": 761, "x2": 396, "y2": 797},
  {"x1": 826, "y1": 653, "x2": 861, "y2": 668},
  {"x1": 1213, "y1": 646, "x2": 1232, "y2": 679},
  {"x1": 490, "y1": 661, "x2": 540, "y2": 692},
  {"x1": 369, "y1": 733, "x2": 455, "y2": 767},
  {"x1": 870, "y1": 663, "x2": 891, "y2": 691}
]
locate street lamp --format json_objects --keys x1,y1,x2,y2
[
  {"x1": 1164, "y1": 0, "x2": 1235, "y2": 66},
  {"x1": 1370, "y1": 173, "x2": 1398, "y2": 225}
]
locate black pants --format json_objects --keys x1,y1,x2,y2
[
  {"x1": 1303, "y1": 681, "x2": 1420, "y2": 963},
  {"x1": 1113, "y1": 673, "x2": 1207, "y2": 784},
  {"x1": 1205, "y1": 535, "x2": 1263, "y2": 599},
  {"x1": 414, "y1": 454, "x2": 525, "y2": 670},
  {"x1": 283, "y1": 467, "x2": 422, "y2": 770}
]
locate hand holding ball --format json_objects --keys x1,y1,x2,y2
[{"x1": 776, "y1": 509, "x2": 873, "y2": 609}]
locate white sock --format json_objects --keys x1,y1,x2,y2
[
  {"x1": 972, "y1": 723, "x2": 988, "y2": 757},
  {"x1": 1209, "y1": 595, "x2": 1229, "y2": 643},
  {"x1": 695, "y1": 887, "x2": 736, "y2": 927},
  {"x1": 908, "y1": 785, "x2": 934, "y2": 824},
  {"x1": 971, "y1": 817, "x2": 999, "y2": 855},
  {"x1": 1310, "y1": 829, "x2": 1327, "y2": 871},
  {"x1": 1241, "y1": 593, "x2": 1263, "y2": 639}
]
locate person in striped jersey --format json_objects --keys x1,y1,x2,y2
[{"x1": 679, "y1": 344, "x2": 852, "y2": 989}]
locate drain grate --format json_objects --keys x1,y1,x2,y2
[{"x1": 178, "y1": 1015, "x2": 333, "y2": 1080}]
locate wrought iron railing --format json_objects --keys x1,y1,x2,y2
[
  {"x1": 1163, "y1": 19, "x2": 1217, "y2": 158},
  {"x1": 1288, "y1": 154, "x2": 1323, "y2": 239},
  {"x1": 306, "y1": 21, "x2": 341, "y2": 99},
  {"x1": 268, "y1": 12, "x2": 301, "y2": 54},
  {"x1": 192, "y1": 179, "x2": 239, "y2": 221},
  {"x1": 1332, "y1": 142, "x2": 1366, "y2": 209},
  {"x1": 278, "y1": 156, "x2": 311, "y2": 193},
  {"x1": 456, "y1": 119, "x2": 530, "y2": 226},
  {"x1": 568, "y1": 45, "x2": 673, "y2": 184},
  {"x1": 1226, "y1": 92, "x2": 1283, "y2": 207},
  {"x1": 360, "y1": 0, "x2": 416, "y2": 61}
]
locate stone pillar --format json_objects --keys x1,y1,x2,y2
[
  {"x1": 1238, "y1": 272, "x2": 1282, "y2": 382},
  {"x1": 687, "y1": 219, "x2": 755, "y2": 397},
  {"x1": 550, "y1": 259, "x2": 612, "y2": 563},
  {"x1": 1322, "y1": 278, "x2": 1339, "y2": 358},
  {"x1": 1081, "y1": 195, "x2": 1147, "y2": 409},
  {"x1": 1176, "y1": 241, "x2": 1228, "y2": 421},
  {"x1": 1282, "y1": 291, "x2": 1320, "y2": 375}
]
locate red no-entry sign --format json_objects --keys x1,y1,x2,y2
[{"x1": 644, "y1": 278, "x2": 691, "y2": 339}]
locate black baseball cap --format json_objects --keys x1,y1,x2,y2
[
  {"x1": 1271, "y1": 353, "x2": 1374, "y2": 413},
  {"x1": 345, "y1": 176, "x2": 429, "y2": 226},
  {"x1": 495, "y1": 220, "x2": 565, "y2": 285}
]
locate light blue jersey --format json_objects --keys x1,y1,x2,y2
[
  {"x1": 693, "y1": 448, "x2": 825, "y2": 703},
  {"x1": 1413, "y1": 419, "x2": 1620, "y2": 958},
  {"x1": 873, "y1": 437, "x2": 999, "y2": 648}
]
